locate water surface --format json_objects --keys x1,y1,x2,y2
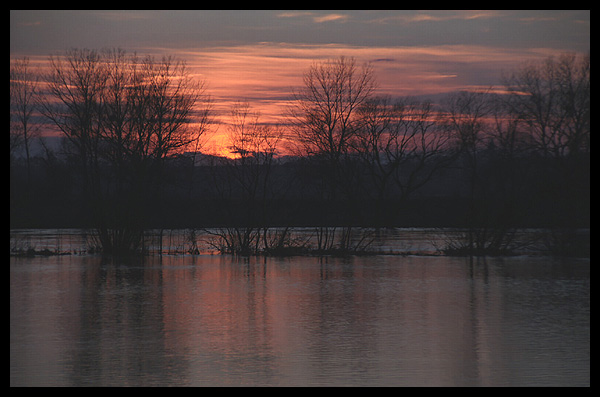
[{"x1": 10, "y1": 241, "x2": 589, "y2": 386}]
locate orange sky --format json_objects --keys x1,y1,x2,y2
[
  {"x1": 12, "y1": 43, "x2": 578, "y2": 158},
  {"x1": 174, "y1": 43, "x2": 566, "y2": 156},
  {"x1": 11, "y1": 10, "x2": 589, "y2": 158}
]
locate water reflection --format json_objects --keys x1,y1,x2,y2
[{"x1": 10, "y1": 254, "x2": 589, "y2": 386}]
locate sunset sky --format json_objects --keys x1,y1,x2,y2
[{"x1": 10, "y1": 10, "x2": 590, "y2": 155}]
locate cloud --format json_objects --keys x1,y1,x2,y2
[
  {"x1": 92, "y1": 10, "x2": 155, "y2": 21},
  {"x1": 518, "y1": 16, "x2": 559, "y2": 23},
  {"x1": 368, "y1": 10, "x2": 504, "y2": 24},
  {"x1": 276, "y1": 11, "x2": 313, "y2": 18},
  {"x1": 174, "y1": 42, "x2": 565, "y2": 112},
  {"x1": 16, "y1": 21, "x2": 42, "y2": 27},
  {"x1": 170, "y1": 41, "x2": 569, "y2": 154},
  {"x1": 276, "y1": 11, "x2": 349, "y2": 23},
  {"x1": 312, "y1": 14, "x2": 349, "y2": 23}
]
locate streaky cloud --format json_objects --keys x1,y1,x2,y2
[{"x1": 312, "y1": 14, "x2": 349, "y2": 23}]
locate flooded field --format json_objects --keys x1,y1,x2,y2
[
  {"x1": 9, "y1": 227, "x2": 577, "y2": 256},
  {"x1": 10, "y1": 229, "x2": 590, "y2": 386}
]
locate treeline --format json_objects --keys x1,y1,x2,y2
[{"x1": 10, "y1": 50, "x2": 589, "y2": 256}]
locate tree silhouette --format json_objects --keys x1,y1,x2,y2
[
  {"x1": 289, "y1": 57, "x2": 377, "y2": 251},
  {"x1": 352, "y1": 96, "x2": 451, "y2": 226},
  {"x1": 502, "y1": 53, "x2": 590, "y2": 255},
  {"x1": 39, "y1": 48, "x2": 209, "y2": 255},
  {"x1": 290, "y1": 56, "x2": 376, "y2": 163},
  {"x1": 10, "y1": 49, "x2": 589, "y2": 257},
  {"x1": 10, "y1": 57, "x2": 41, "y2": 184},
  {"x1": 207, "y1": 101, "x2": 285, "y2": 254},
  {"x1": 502, "y1": 53, "x2": 590, "y2": 158}
]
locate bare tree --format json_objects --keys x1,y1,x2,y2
[
  {"x1": 208, "y1": 101, "x2": 283, "y2": 255},
  {"x1": 290, "y1": 56, "x2": 376, "y2": 163},
  {"x1": 289, "y1": 56, "x2": 378, "y2": 251},
  {"x1": 98, "y1": 51, "x2": 208, "y2": 187},
  {"x1": 39, "y1": 48, "x2": 210, "y2": 255},
  {"x1": 39, "y1": 48, "x2": 106, "y2": 200},
  {"x1": 489, "y1": 94, "x2": 532, "y2": 158},
  {"x1": 141, "y1": 55, "x2": 204, "y2": 160},
  {"x1": 443, "y1": 90, "x2": 492, "y2": 156},
  {"x1": 10, "y1": 57, "x2": 42, "y2": 183},
  {"x1": 354, "y1": 96, "x2": 450, "y2": 201},
  {"x1": 502, "y1": 53, "x2": 590, "y2": 256},
  {"x1": 502, "y1": 53, "x2": 590, "y2": 158},
  {"x1": 441, "y1": 90, "x2": 496, "y2": 253},
  {"x1": 555, "y1": 53, "x2": 590, "y2": 156}
]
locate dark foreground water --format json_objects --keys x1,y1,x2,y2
[{"x1": 11, "y1": 247, "x2": 589, "y2": 386}]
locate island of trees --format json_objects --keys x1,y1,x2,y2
[{"x1": 10, "y1": 49, "x2": 589, "y2": 257}]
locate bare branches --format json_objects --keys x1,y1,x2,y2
[
  {"x1": 13, "y1": 48, "x2": 588, "y2": 256},
  {"x1": 502, "y1": 53, "x2": 590, "y2": 158},
  {"x1": 40, "y1": 48, "x2": 210, "y2": 168},
  {"x1": 37, "y1": 48, "x2": 211, "y2": 254},
  {"x1": 291, "y1": 56, "x2": 376, "y2": 161},
  {"x1": 10, "y1": 57, "x2": 41, "y2": 176},
  {"x1": 353, "y1": 96, "x2": 450, "y2": 201}
]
